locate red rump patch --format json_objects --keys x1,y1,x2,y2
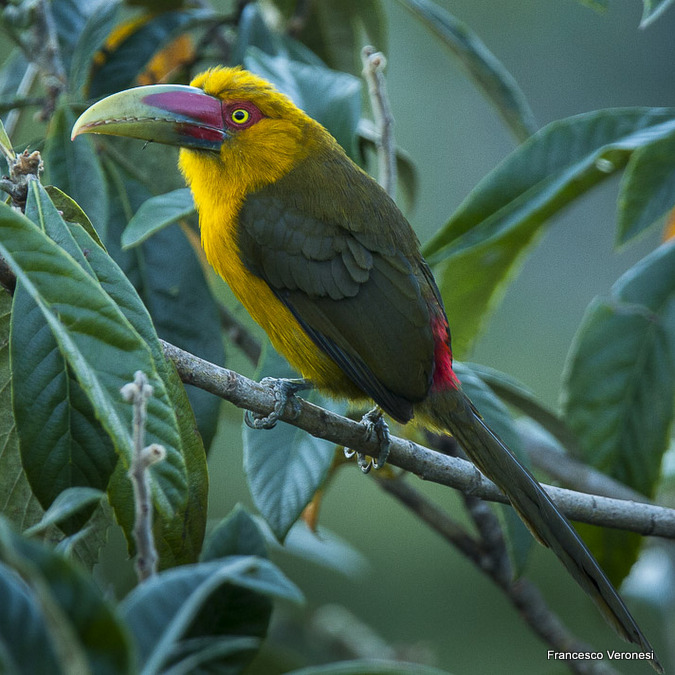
[{"x1": 431, "y1": 315, "x2": 460, "y2": 391}]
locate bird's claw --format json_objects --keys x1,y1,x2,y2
[
  {"x1": 244, "y1": 377, "x2": 310, "y2": 430},
  {"x1": 344, "y1": 407, "x2": 391, "y2": 474}
]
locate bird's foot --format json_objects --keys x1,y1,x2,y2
[
  {"x1": 344, "y1": 407, "x2": 391, "y2": 474},
  {"x1": 245, "y1": 377, "x2": 311, "y2": 429}
]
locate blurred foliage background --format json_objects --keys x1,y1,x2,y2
[{"x1": 1, "y1": 0, "x2": 675, "y2": 673}]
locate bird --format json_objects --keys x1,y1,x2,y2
[{"x1": 72, "y1": 66, "x2": 661, "y2": 670}]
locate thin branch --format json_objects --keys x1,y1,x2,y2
[
  {"x1": 121, "y1": 371, "x2": 166, "y2": 582},
  {"x1": 376, "y1": 476, "x2": 619, "y2": 675},
  {"x1": 1, "y1": 149, "x2": 43, "y2": 211},
  {"x1": 160, "y1": 340, "x2": 675, "y2": 539},
  {"x1": 361, "y1": 46, "x2": 397, "y2": 199}
]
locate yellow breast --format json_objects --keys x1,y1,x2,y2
[{"x1": 178, "y1": 148, "x2": 360, "y2": 399}]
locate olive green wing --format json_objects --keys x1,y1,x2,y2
[{"x1": 236, "y1": 158, "x2": 435, "y2": 423}]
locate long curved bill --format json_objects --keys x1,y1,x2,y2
[{"x1": 71, "y1": 84, "x2": 227, "y2": 151}]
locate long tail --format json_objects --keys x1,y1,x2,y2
[{"x1": 417, "y1": 387, "x2": 662, "y2": 673}]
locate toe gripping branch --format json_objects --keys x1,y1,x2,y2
[
  {"x1": 344, "y1": 406, "x2": 391, "y2": 474},
  {"x1": 244, "y1": 377, "x2": 311, "y2": 429}
]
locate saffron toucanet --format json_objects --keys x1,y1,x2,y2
[{"x1": 72, "y1": 67, "x2": 661, "y2": 670}]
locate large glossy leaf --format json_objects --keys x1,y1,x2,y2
[
  {"x1": 14, "y1": 188, "x2": 115, "y2": 524},
  {"x1": 11, "y1": 283, "x2": 116, "y2": 528},
  {"x1": 44, "y1": 106, "x2": 109, "y2": 239},
  {"x1": 424, "y1": 108, "x2": 675, "y2": 357},
  {"x1": 0, "y1": 561, "x2": 60, "y2": 675},
  {"x1": 395, "y1": 0, "x2": 536, "y2": 141},
  {"x1": 563, "y1": 239, "x2": 675, "y2": 493},
  {"x1": 562, "y1": 239, "x2": 675, "y2": 581},
  {"x1": 120, "y1": 556, "x2": 302, "y2": 673},
  {"x1": 617, "y1": 130, "x2": 675, "y2": 244},
  {"x1": 0, "y1": 518, "x2": 133, "y2": 675},
  {"x1": 243, "y1": 349, "x2": 338, "y2": 542},
  {"x1": 46, "y1": 178, "x2": 208, "y2": 563},
  {"x1": 201, "y1": 505, "x2": 268, "y2": 562},
  {"x1": 0, "y1": 289, "x2": 44, "y2": 532},
  {"x1": 0, "y1": 200, "x2": 188, "y2": 520}
]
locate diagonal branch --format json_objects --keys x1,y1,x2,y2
[{"x1": 160, "y1": 339, "x2": 675, "y2": 540}]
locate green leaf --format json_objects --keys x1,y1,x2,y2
[
  {"x1": 11, "y1": 282, "x2": 117, "y2": 527},
  {"x1": 0, "y1": 117, "x2": 14, "y2": 162},
  {"x1": 243, "y1": 349, "x2": 337, "y2": 541},
  {"x1": 44, "y1": 106, "x2": 109, "y2": 238},
  {"x1": 617, "y1": 130, "x2": 675, "y2": 244},
  {"x1": 88, "y1": 8, "x2": 220, "y2": 98},
  {"x1": 394, "y1": 0, "x2": 536, "y2": 141},
  {"x1": 287, "y1": 660, "x2": 454, "y2": 675},
  {"x1": 105, "y1": 165, "x2": 223, "y2": 452},
  {"x1": 45, "y1": 186, "x2": 105, "y2": 249},
  {"x1": 0, "y1": 518, "x2": 133, "y2": 675},
  {"x1": 24, "y1": 488, "x2": 103, "y2": 537},
  {"x1": 121, "y1": 187, "x2": 195, "y2": 249},
  {"x1": 17, "y1": 183, "x2": 115, "y2": 528},
  {"x1": 0, "y1": 200, "x2": 188, "y2": 521},
  {"x1": 45, "y1": 178, "x2": 208, "y2": 564},
  {"x1": 0, "y1": 560, "x2": 61, "y2": 674},
  {"x1": 69, "y1": 0, "x2": 121, "y2": 96},
  {"x1": 640, "y1": 0, "x2": 675, "y2": 26},
  {"x1": 0, "y1": 288, "x2": 44, "y2": 532},
  {"x1": 120, "y1": 556, "x2": 302, "y2": 673},
  {"x1": 562, "y1": 240, "x2": 675, "y2": 581},
  {"x1": 244, "y1": 47, "x2": 362, "y2": 159},
  {"x1": 563, "y1": 239, "x2": 675, "y2": 494},
  {"x1": 424, "y1": 108, "x2": 675, "y2": 356},
  {"x1": 154, "y1": 358, "x2": 208, "y2": 566},
  {"x1": 201, "y1": 505, "x2": 268, "y2": 562}
]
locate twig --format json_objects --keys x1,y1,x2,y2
[
  {"x1": 160, "y1": 340, "x2": 675, "y2": 539},
  {"x1": 121, "y1": 371, "x2": 166, "y2": 582},
  {"x1": 33, "y1": 0, "x2": 66, "y2": 120},
  {"x1": 361, "y1": 46, "x2": 397, "y2": 199},
  {"x1": 0, "y1": 149, "x2": 43, "y2": 211},
  {"x1": 376, "y1": 477, "x2": 619, "y2": 675}
]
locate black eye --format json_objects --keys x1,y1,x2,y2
[{"x1": 231, "y1": 108, "x2": 250, "y2": 124}]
